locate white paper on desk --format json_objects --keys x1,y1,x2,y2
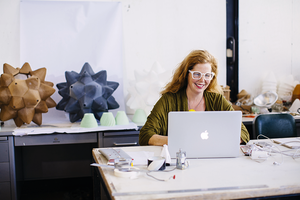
[
  {"x1": 12, "y1": 124, "x2": 73, "y2": 136},
  {"x1": 12, "y1": 122, "x2": 138, "y2": 136},
  {"x1": 69, "y1": 122, "x2": 138, "y2": 133},
  {"x1": 127, "y1": 151, "x2": 154, "y2": 166}
]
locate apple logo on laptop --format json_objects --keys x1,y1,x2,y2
[{"x1": 201, "y1": 130, "x2": 209, "y2": 140}]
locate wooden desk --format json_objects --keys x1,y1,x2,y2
[{"x1": 92, "y1": 142, "x2": 300, "y2": 200}]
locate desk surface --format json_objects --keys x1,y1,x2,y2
[
  {"x1": 0, "y1": 114, "x2": 299, "y2": 137},
  {"x1": 0, "y1": 121, "x2": 138, "y2": 137},
  {"x1": 92, "y1": 141, "x2": 300, "y2": 200}
]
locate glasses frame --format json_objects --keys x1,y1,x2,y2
[{"x1": 188, "y1": 70, "x2": 215, "y2": 80}]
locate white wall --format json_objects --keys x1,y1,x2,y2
[
  {"x1": 2, "y1": 0, "x2": 299, "y2": 106},
  {"x1": 0, "y1": 0, "x2": 20, "y2": 68},
  {"x1": 121, "y1": 0, "x2": 226, "y2": 114},
  {"x1": 0, "y1": 0, "x2": 226, "y2": 116},
  {"x1": 121, "y1": 0, "x2": 226, "y2": 82},
  {"x1": 239, "y1": 0, "x2": 300, "y2": 98}
]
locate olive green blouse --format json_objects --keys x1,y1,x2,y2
[{"x1": 139, "y1": 89, "x2": 250, "y2": 146}]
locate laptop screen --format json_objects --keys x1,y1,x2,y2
[{"x1": 167, "y1": 111, "x2": 242, "y2": 159}]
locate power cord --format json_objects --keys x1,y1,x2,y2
[
  {"x1": 146, "y1": 167, "x2": 177, "y2": 182},
  {"x1": 252, "y1": 134, "x2": 300, "y2": 165}
]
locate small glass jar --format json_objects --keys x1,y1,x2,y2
[{"x1": 271, "y1": 100, "x2": 283, "y2": 112}]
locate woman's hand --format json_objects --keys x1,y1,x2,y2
[{"x1": 148, "y1": 135, "x2": 168, "y2": 146}]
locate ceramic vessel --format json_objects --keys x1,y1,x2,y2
[
  {"x1": 80, "y1": 113, "x2": 98, "y2": 128},
  {"x1": 132, "y1": 109, "x2": 147, "y2": 126},
  {"x1": 100, "y1": 112, "x2": 116, "y2": 126},
  {"x1": 115, "y1": 111, "x2": 129, "y2": 125}
]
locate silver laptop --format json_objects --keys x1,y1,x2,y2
[{"x1": 167, "y1": 111, "x2": 242, "y2": 159}]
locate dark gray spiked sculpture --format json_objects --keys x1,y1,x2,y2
[{"x1": 56, "y1": 62, "x2": 119, "y2": 122}]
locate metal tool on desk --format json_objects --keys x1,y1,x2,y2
[
  {"x1": 98, "y1": 148, "x2": 133, "y2": 165},
  {"x1": 95, "y1": 148, "x2": 141, "y2": 178},
  {"x1": 90, "y1": 163, "x2": 114, "y2": 168},
  {"x1": 176, "y1": 149, "x2": 189, "y2": 170}
]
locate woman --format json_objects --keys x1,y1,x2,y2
[{"x1": 139, "y1": 50, "x2": 250, "y2": 146}]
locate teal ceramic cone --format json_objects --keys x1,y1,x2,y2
[
  {"x1": 80, "y1": 113, "x2": 98, "y2": 128},
  {"x1": 100, "y1": 112, "x2": 116, "y2": 126},
  {"x1": 115, "y1": 111, "x2": 129, "y2": 125},
  {"x1": 132, "y1": 109, "x2": 147, "y2": 125}
]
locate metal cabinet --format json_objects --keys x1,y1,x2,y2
[
  {"x1": 14, "y1": 132, "x2": 97, "y2": 146},
  {"x1": 0, "y1": 136, "x2": 16, "y2": 200},
  {"x1": 14, "y1": 133, "x2": 98, "y2": 181},
  {"x1": 98, "y1": 130, "x2": 140, "y2": 147}
]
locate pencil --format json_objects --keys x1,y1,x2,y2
[{"x1": 272, "y1": 140, "x2": 293, "y2": 149}]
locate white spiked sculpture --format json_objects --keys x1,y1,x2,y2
[{"x1": 126, "y1": 61, "x2": 172, "y2": 115}]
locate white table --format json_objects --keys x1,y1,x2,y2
[{"x1": 92, "y1": 139, "x2": 300, "y2": 200}]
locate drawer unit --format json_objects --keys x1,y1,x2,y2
[
  {"x1": 98, "y1": 130, "x2": 140, "y2": 147},
  {"x1": 0, "y1": 182, "x2": 11, "y2": 200},
  {"x1": 0, "y1": 163, "x2": 10, "y2": 182},
  {"x1": 15, "y1": 132, "x2": 97, "y2": 146},
  {"x1": 103, "y1": 135, "x2": 139, "y2": 147},
  {"x1": 0, "y1": 140, "x2": 9, "y2": 162},
  {"x1": 20, "y1": 143, "x2": 97, "y2": 180},
  {"x1": 0, "y1": 136, "x2": 15, "y2": 200},
  {"x1": 14, "y1": 132, "x2": 98, "y2": 181},
  {"x1": 0, "y1": 139, "x2": 10, "y2": 184}
]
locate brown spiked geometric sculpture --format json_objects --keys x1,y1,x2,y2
[{"x1": 0, "y1": 63, "x2": 56, "y2": 127}]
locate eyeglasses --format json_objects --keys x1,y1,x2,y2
[{"x1": 189, "y1": 70, "x2": 215, "y2": 80}]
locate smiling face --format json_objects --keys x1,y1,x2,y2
[{"x1": 187, "y1": 63, "x2": 212, "y2": 95}]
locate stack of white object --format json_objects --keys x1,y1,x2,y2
[
  {"x1": 126, "y1": 61, "x2": 172, "y2": 115},
  {"x1": 261, "y1": 72, "x2": 277, "y2": 93},
  {"x1": 277, "y1": 75, "x2": 299, "y2": 102}
]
